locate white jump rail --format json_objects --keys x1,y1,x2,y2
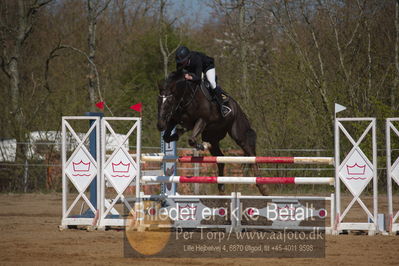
[{"x1": 141, "y1": 154, "x2": 334, "y2": 165}]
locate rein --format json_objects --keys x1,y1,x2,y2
[{"x1": 179, "y1": 81, "x2": 199, "y2": 110}]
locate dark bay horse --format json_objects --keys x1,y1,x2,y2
[{"x1": 157, "y1": 71, "x2": 268, "y2": 195}]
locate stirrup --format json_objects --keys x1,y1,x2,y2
[
  {"x1": 221, "y1": 105, "x2": 232, "y2": 117},
  {"x1": 221, "y1": 92, "x2": 228, "y2": 102}
]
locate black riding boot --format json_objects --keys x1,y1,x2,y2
[{"x1": 213, "y1": 86, "x2": 231, "y2": 117}]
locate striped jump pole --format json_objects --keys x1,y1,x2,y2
[
  {"x1": 141, "y1": 154, "x2": 334, "y2": 165},
  {"x1": 142, "y1": 176, "x2": 335, "y2": 185}
]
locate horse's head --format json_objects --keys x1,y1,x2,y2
[{"x1": 157, "y1": 71, "x2": 186, "y2": 131}]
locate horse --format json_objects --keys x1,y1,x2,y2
[{"x1": 157, "y1": 70, "x2": 268, "y2": 196}]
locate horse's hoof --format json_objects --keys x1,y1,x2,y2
[
  {"x1": 163, "y1": 134, "x2": 178, "y2": 143},
  {"x1": 188, "y1": 139, "x2": 196, "y2": 147},
  {"x1": 218, "y1": 184, "x2": 225, "y2": 193},
  {"x1": 202, "y1": 142, "x2": 212, "y2": 150},
  {"x1": 196, "y1": 144, "x2": 205, "y2": 151},
  {"x1": 256, "y1": 184, "x2": 268, "y2": 196}
]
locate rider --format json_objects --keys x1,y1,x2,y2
[{"x1": 175, "y1": 46, "x2": 231, "y2": 117}]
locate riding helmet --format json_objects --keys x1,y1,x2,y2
[{"x1": 175, "y1": 46, "x2": 190, "y2": 64}]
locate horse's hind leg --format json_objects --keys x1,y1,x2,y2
[
  {"x1": 188, "y1": 118, "x2": 209, "y2": 150},
  {"x1": 229, "y1": 123, "x2": 268, "y2": 196},
  {"x1": 209, "y1": 142, "x2": 225, "y2": 194}
]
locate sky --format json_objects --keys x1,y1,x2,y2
[{"x1": 168, "y1": 0, "x2": 213, "y2": 27}]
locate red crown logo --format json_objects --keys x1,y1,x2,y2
[
  {"x1": 346, "y1": 163, "x2": 366, "y2": 175},
  {"x1": 112, "y1": 162, "x2": 130, "y2": 173},
  {"x1": 73, "y1": 160, "x2": 90, "y2": 172},
  {"x1": 178, "y1": 204, "x2": 197, "y2": 220}
]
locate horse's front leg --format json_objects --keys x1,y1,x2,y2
[
  {"x1": 163, "y1": 122, "x2": 187, "y2": 143},
  {"x1": 188, "y1": 118, "x2": 208, "y2": 151},
  {"x1": 162, "y1": 121, "x2": 182, "y2": 143}
]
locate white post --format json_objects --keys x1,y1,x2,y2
[
  {"x1": 387, "y1": 119, "x2": 392, "y2": 232},
  {"x1": 23, "y1": 160, "x2": 28, "y2": 192},
  {"x1": 330, "y1": 193, "x2": 335, "y2": 234},
  {"x1": 99, "y1": 117, "x2": 105, "y2": 229},
  {"x1": 372, "y1": 118, "x2": 378, "y2": 232},
  {"x1": 136, "y1": 118, "x2": 142, "y2": 205},
  {"x1": 334, "y1": 117, "x2": 340, "y2": 234},
  {"x1": 61, "y1": 118, "x2": 67, "y2": 223},
  {"x1": 96, "y1": 118, "x2": 101, "y2": 224}
]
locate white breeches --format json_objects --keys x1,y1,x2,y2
[{"x1": 205, "y1": 68, "x2": 217, "y2": 89}]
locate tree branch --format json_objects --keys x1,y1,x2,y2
[
  {"x1": 321, "y1": 0, "x2": 349, "y2": 81},
  {"x1": 45, "y1": 44, "x2": 113, "y2": 115},
  {"x1": 344, "y1": 0, "x2": 365, "y2": 49},
  {"x1": 95, "y1": 0, "x2": 112, "y2": 19}
]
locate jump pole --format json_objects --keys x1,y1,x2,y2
[
  {"x1": 142, "y1": 175, "x2": 334, "y2": 185},
  {"x1": 142, "y1": 155, "x2": 334, "y2": 165}
]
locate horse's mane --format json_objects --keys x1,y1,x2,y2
[{"x1": 166, "y1": 70, "x2": 184, "y2": 83}]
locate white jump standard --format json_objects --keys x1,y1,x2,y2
[{"x1": 387, "y1": 118, "x2": 399, "y2": 234}]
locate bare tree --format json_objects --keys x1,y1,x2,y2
[
  {"x1": 268, "y1": 0, "x2": 372, "y2": 137},
  {"x1": 269, "y1": 1, "x2": 331, "y2": 123},
  {"x1": 394, "y1": 0, "x2": 399, "y2": 111},
  {"x1": 212, "y1": 0, "x2": 257, "y2": 106},
  {"x1": 87, "y1": 0, "x2": 111, "y2": 111},
  {"x1": 0, "y1": 0, "x2": 53, "y2": 190},
  {"x1": 1, "y1": 0, "x2": 52, "y2": 124},
  {"x1": 237, "y1": 0, "x2": 250, "y2": 104},
  {"x1": 158, "y1": 0, "x2": 181, "y2": 78}
]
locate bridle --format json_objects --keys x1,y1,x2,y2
[
  {"x1": 158, "y1": 79, "x2": 199, "y2": 121},
  {"x1": 158, "y1": 94, "x2": 173, "y2": 104}
]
